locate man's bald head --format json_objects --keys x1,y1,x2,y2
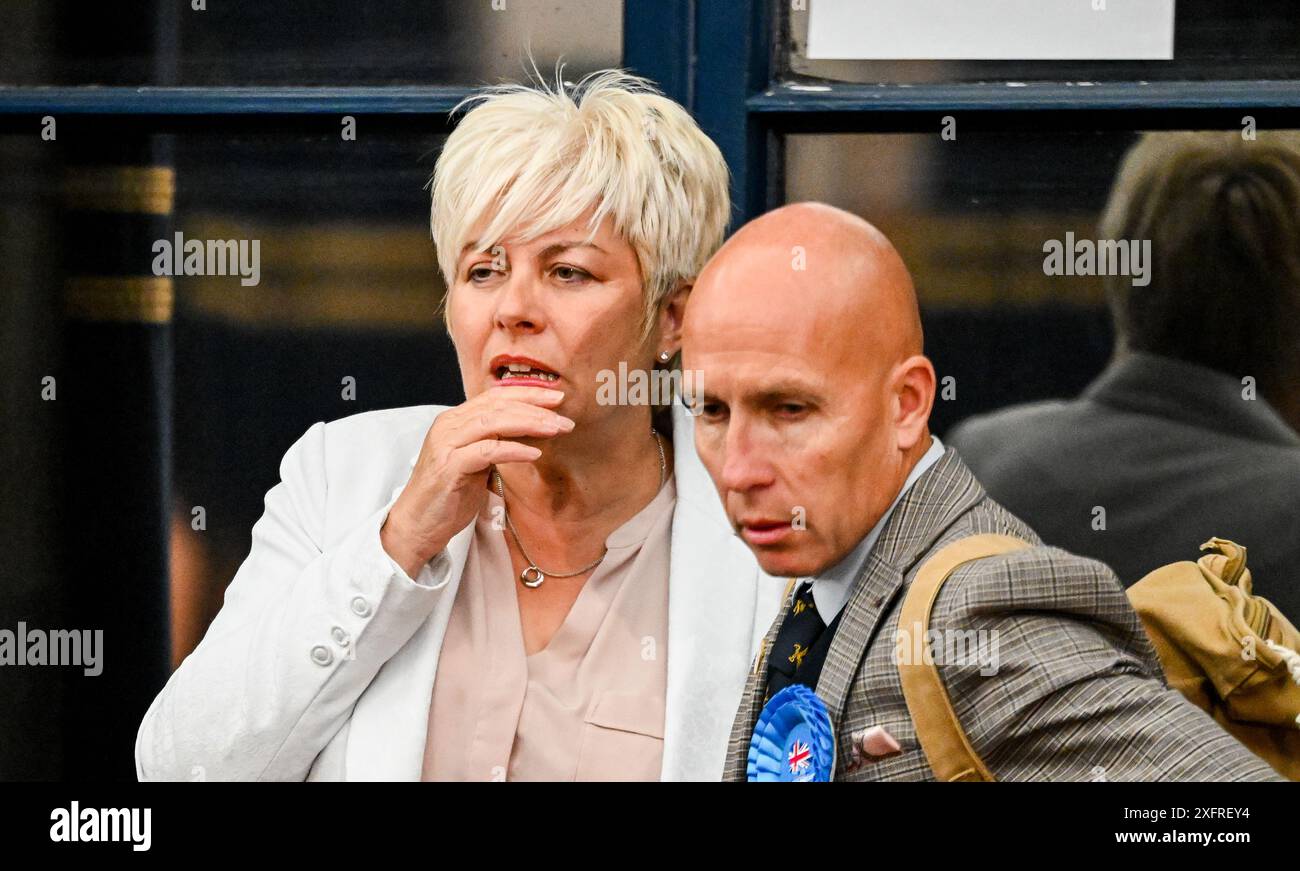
[
  {"x1": 684, "y1": 202, "x2": 937, "y2": 577},
  {"x1": 690, "y1": 202, "x2": 923, "y2": 366}
]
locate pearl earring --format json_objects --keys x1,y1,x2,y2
[{"x1": 659, "y1": 350, "x2": 671, "y2": 362}]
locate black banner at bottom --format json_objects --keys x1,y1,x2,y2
[{"x1": 1, "y1": 782, "x2": 1292, "y2": 859}]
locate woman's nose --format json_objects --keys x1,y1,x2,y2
[{"x1": 493, "y1": 271, "x2": 545, "y2": 334}]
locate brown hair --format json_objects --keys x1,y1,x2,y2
[{"x1": 1100, "y1": 131, "x2": 1300, "y2": 404}]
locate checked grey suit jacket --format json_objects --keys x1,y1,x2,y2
[{"x1": 723, "y1": 449, "x2": 1281, "y2": 781}]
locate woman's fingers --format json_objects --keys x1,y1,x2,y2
[
  {"x1": 444, "y1": 400, "x2": 574, "y2": 447},
  {"x1": 483, "y1": 385, "x2": 566, "y2": 405},
  {"x1": 383, "y1": 387, "x2": 571, "y2": 573},
  {"x1": 453, "y1": 438, "x2": 544, "y2": 475},
  {"x1": 458, "y1": 385, "x2": 566, "y2": 416}
]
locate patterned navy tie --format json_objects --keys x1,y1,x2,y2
[{"x1": 765, "y1": 582, "x2": 840, "y2": 702}]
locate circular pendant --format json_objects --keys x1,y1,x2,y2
[{"x1": 520, "y1": 566, "x2": 545, "y2": 588}]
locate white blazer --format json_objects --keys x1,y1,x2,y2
[{"x1": 135, "y1": 401, "x2": 783, "y2": 781}]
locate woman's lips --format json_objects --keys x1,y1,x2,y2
[
  {"x1": 490, "y1": 356, "x2": 562, "y2": 386},
  {"x1": 740, "y1": 521, "x2": 793, "y2": 547}
]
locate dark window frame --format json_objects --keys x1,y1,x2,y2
[{"x1": 4, "y1": 0, "x2": 1300, "y2": 222}]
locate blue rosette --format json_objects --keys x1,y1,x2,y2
[{"x1": 746, "y1": 684, "x2": 836, "y2": 782}]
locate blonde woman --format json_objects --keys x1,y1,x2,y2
[{"x1": 135, "y1": 70, "x2": 783, "y2": 781}]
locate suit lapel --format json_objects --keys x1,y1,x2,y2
[
  {"x1": 722, "y1": 584, "x2": 794, "y2": 780},
  {"x1": 815, "y1": 552, "x2": 904, "y2": 736},
  {"x1": 814, "y1": 449, "x2": 988, "y2": 757}
]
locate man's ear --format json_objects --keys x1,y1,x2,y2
[
  {"x1": 656, "y1": 279, "x2": 693, "y2": 355},
  {"x1": 891, "y1": 354, "x2": 936, "y2": 451}
]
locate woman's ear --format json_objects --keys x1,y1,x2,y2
[{"x1": 656, "y1": 279, "x2": 693, "y2": 355}]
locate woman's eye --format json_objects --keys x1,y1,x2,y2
[
  {"x1": 551, "y1": 265, "x2": 591, "y2": 282},
  {"x1": 467, "y1": 265, "x2": 497, "y2": 282}
]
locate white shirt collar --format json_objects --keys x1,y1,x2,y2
[{"x1": 806, "y1": 435, "x2": 946, "y2": 621}]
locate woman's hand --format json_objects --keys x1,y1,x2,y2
[{"x1": 381, "y1": 386, "x2": 573, "y2": 577}]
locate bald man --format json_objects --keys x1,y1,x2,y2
[{"x1": 684, "y1": 202, "x2": 1278, "y2": 781}]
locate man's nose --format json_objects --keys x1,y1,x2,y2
[
  {"x1": 719, "y1": 417, "x2": 774, "y2": 494},
  {"x1": 494, "y1": 270, "x2": 545, "y2": 334}
]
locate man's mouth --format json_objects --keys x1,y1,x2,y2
[
  {"x1": 738, "y1": 519, "x2": 794, "y2": 547},
  {"x1": 490, "y1": 356, "x2": 561, "y2": 385}
]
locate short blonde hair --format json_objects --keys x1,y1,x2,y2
[{"x1": 430, "y1": 69, "x2": 731, "y2": 337}]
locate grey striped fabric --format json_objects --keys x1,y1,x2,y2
[{"x1": 723, "y1": 448, "x2": 1281, "y2": 781}]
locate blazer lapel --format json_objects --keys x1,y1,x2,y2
[
  {"x1": 343, "y1": 457, "x2": 475, "y2": 781},
  {"x1": 815, "y1": 449, "x2": 988, "y2": 754},
  {"x1": 344, "y1": 403, "x2": 780, "y2": 782},
  {"x1": 661, "y1": 402, "x2": 774, "y2": 781},
  {"x1": 722, "y1": 587, "x2": 794, "y2": 780},
  {"x1": 814, "y1": 553, "x2": 904, "y2": 738}
]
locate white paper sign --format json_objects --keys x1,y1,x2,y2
[{"x1": 807, "y1": 0, "x2": 1175, "y2": 60}]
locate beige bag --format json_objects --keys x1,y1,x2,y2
[{"x1": 1127, "y1": 537, "x2": 1300, "y2": 780}]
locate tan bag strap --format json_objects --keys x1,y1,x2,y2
[{"x1": 898, "y1": 534, "x2": 1031, "y2": 782}]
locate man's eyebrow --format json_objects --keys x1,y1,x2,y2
[
  {"x1": 699, "y1": 383, "x2": 826, "y2": 406},
  {"x1": 752, "y1": 384, "x2": 826, "y2": 405}
]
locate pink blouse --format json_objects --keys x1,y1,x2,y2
[{"x1": 422, "y1": 476, "x2": 675, "y2": 781}]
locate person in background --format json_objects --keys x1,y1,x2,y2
[{"x1": 949, "y1": 132, "x2": 1300, "y2": 617}]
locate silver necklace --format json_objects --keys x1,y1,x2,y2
[{"x1": 494, "y1": 427, "x2": 666, "y2": 588}]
